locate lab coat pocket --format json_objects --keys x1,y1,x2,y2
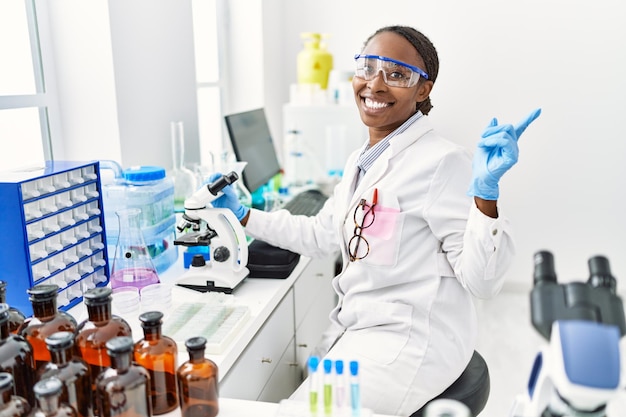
[
  {"x1": 346, "y1": 300, "x2": 413, "y2": 365},
  {"x1": 362, "y1": 207, "x2": 403, "y2": 266}
]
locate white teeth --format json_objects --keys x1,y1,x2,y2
[{"x1": 364, "y1": 98, "x2": 389, "y2": 109}]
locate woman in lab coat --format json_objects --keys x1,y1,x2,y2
[{"x1": 213, "y1": 25, "x2": 540, "y2": 415}]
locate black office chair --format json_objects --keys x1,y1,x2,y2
[{"x1": 409, "y1": 351, "x2": 490, "y2": 417}]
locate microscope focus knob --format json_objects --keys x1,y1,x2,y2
[
  {"x1": 190, "y1": 254, "x2": 207, "y2": 267},
  {"x1": 213, "y1": 246, "x2": 230, "y2": 263}
]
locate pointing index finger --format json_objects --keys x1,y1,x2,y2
[{"x1": 514, "y1": 108, "x2": 542, "y2": 139}]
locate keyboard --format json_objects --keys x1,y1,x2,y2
[
  {"x1": 162, "y1": 297, "x2": 250, "y2": 354},
  {"x1": 282, "y1": 189, "x2": 328, "y2": 216}
]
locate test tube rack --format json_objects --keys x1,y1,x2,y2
[{"x1": 0, "y1": 161, "x2": 110, "y2": 316}]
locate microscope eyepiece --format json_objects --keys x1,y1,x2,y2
[
  {"x1": 533, "y1": 250, "x2": 557, "y2": 286},
  {"x1": 588, "y1": 255, "x2": 616, "y2": 293},
  {"x1": 207, "y1": 171, "x2": 239, "y2": 195}
]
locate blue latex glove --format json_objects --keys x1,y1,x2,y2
[
  {"x1": 207, "y1": 172, "x2": 250, "y2": 221},
  {"x1": 468, "y1": 108, "x2": 542, "y2": 200}
]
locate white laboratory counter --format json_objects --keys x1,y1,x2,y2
[{"x1": 160, "y1": 398, "x2": 395, "y2": 417}]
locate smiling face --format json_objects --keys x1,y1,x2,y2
[{"x1": 353, "y1": 31, "x2": 434, "y2": 145}]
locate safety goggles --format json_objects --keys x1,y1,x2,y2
[{"x1": 354, "y1": 54, "x2": 429, "y2": 88}]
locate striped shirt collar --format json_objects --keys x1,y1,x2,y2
[{"x1": 357, "y1": 111, "x2": 423, "y2": 173}]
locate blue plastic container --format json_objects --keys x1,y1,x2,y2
[{"x1": 101, "y1": 164, "x2": 178, "y2": 274}]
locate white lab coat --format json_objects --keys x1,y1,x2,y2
[{"x1": 245, "y1": 116, "x2": 514, "y2": 416}]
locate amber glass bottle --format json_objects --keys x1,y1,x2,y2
[
  {"x1": 95, "y1": 336, "x2": 151, "y2": 417},
  {"x1": 176, "y1": 337, "x2": 218, "y2": 417},
  {"x1": 28, "y1": 377, "x2": 77, "y2": 417},
  {"x1": 0, "y1": 372, "x2": 30, "y2": 417},
  {"x1": 18, "y1": 285, "x2": 77, "y2": 371},
  {"x1": 75, "y1": 287, "x2": 132, "y2": 395},
  {"x1": 38, "y1": 332, "x2": 91, "y2": 417},
  {"x1": 0, "y1": 282, "x2": 25, "y2": 335},
  {"x1": 0, "y1": 304, "x2": 35, "y2": 406},
  {"x1": 133, "y1": 311, "x2": 177, "y2": 415}
]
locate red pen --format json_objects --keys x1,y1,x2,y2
[{"x1": 372, "y1": 188, "x2": 378, "y2": 212}]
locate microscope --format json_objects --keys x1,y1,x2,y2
[
  {"x1": 510, "y1": 251, "x2": 626, "y2": 417},
  {"x1": 174, "y1": 171, "x2": 249, "y2": 293}
]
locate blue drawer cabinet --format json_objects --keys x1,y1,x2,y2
[{"x1": 0, "y1": 161, "x2": 110, "y2": 316}]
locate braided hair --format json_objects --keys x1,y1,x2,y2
[{"x1": 363, "y1": 26, "x2": 439, "y2": 115}]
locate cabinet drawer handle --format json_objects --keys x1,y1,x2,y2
[
  {"x1": 297, "y1": 343, "x2": 308, "y2": 348},
  {"x1": 261, "y1": 357, "x2": 272, "y2": 364}
]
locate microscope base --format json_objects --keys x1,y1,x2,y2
[{"x1": 176, "y1": 267, "x2": 250, "y2": 294}]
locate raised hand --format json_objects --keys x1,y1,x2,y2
[{"x1": 468, "y1": 108, "x2": 541, "y2": 200}]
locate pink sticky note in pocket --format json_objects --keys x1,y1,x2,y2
[{"x1": 366, "y1": 206, "x2": 401, "y2": 240}]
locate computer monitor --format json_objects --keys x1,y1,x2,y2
[{"x1": 224, "y1": 108, "x2": 282, "y2": 195}]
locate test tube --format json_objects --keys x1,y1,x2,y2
[
  {"x1": 350, "y1": 360, "x2": 360, "y2": 417},
  {"x1": 323, "y1": 359, "x2": 333, "y2": 415},
  {"x1": 308, "y1": 356, "x2": 320, "y2": 415},
  {"x1": 335, "y1": 359, "x2": 346, "y2": 410}
]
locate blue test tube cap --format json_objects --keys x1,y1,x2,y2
[
  {"x1": 323, "y1": 358, "x2": 333, "y2": 374},
  {"x1": 350, "y1": 360, "x2": 359, "y2": 376},
  {"x1": 335, "y1": 359, "x2": 344, "y2": 375},
  {"x1": 308, "y1": 355, "x2": 320, "y2": 371}
]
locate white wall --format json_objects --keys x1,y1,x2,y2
[
  {"x1": 47, "y1": 0, "x2": 268, "y2": 170},
  {"x1": 221, "y1": 0, "x2": 264, "y2": 116},
  {"x1": 107, "y1": 0, "x2": 200, "y2": 168},
  {"x1": 46, "y1": 0, "x2": 121, "y2": 162},
  {"x1": 263, "y1": 0, "x2": 626, "y2": 290},
  {"x1": 49, "y1": 0, "x2": 200, "y2": 169}
]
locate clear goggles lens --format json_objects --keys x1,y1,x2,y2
[{"x1": 354, "y1": 54, "x2": 428, "y2": 88}]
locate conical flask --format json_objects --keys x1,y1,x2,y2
[{"x1": 109, "y1": 208, "x2": 160, "y2": 291}]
